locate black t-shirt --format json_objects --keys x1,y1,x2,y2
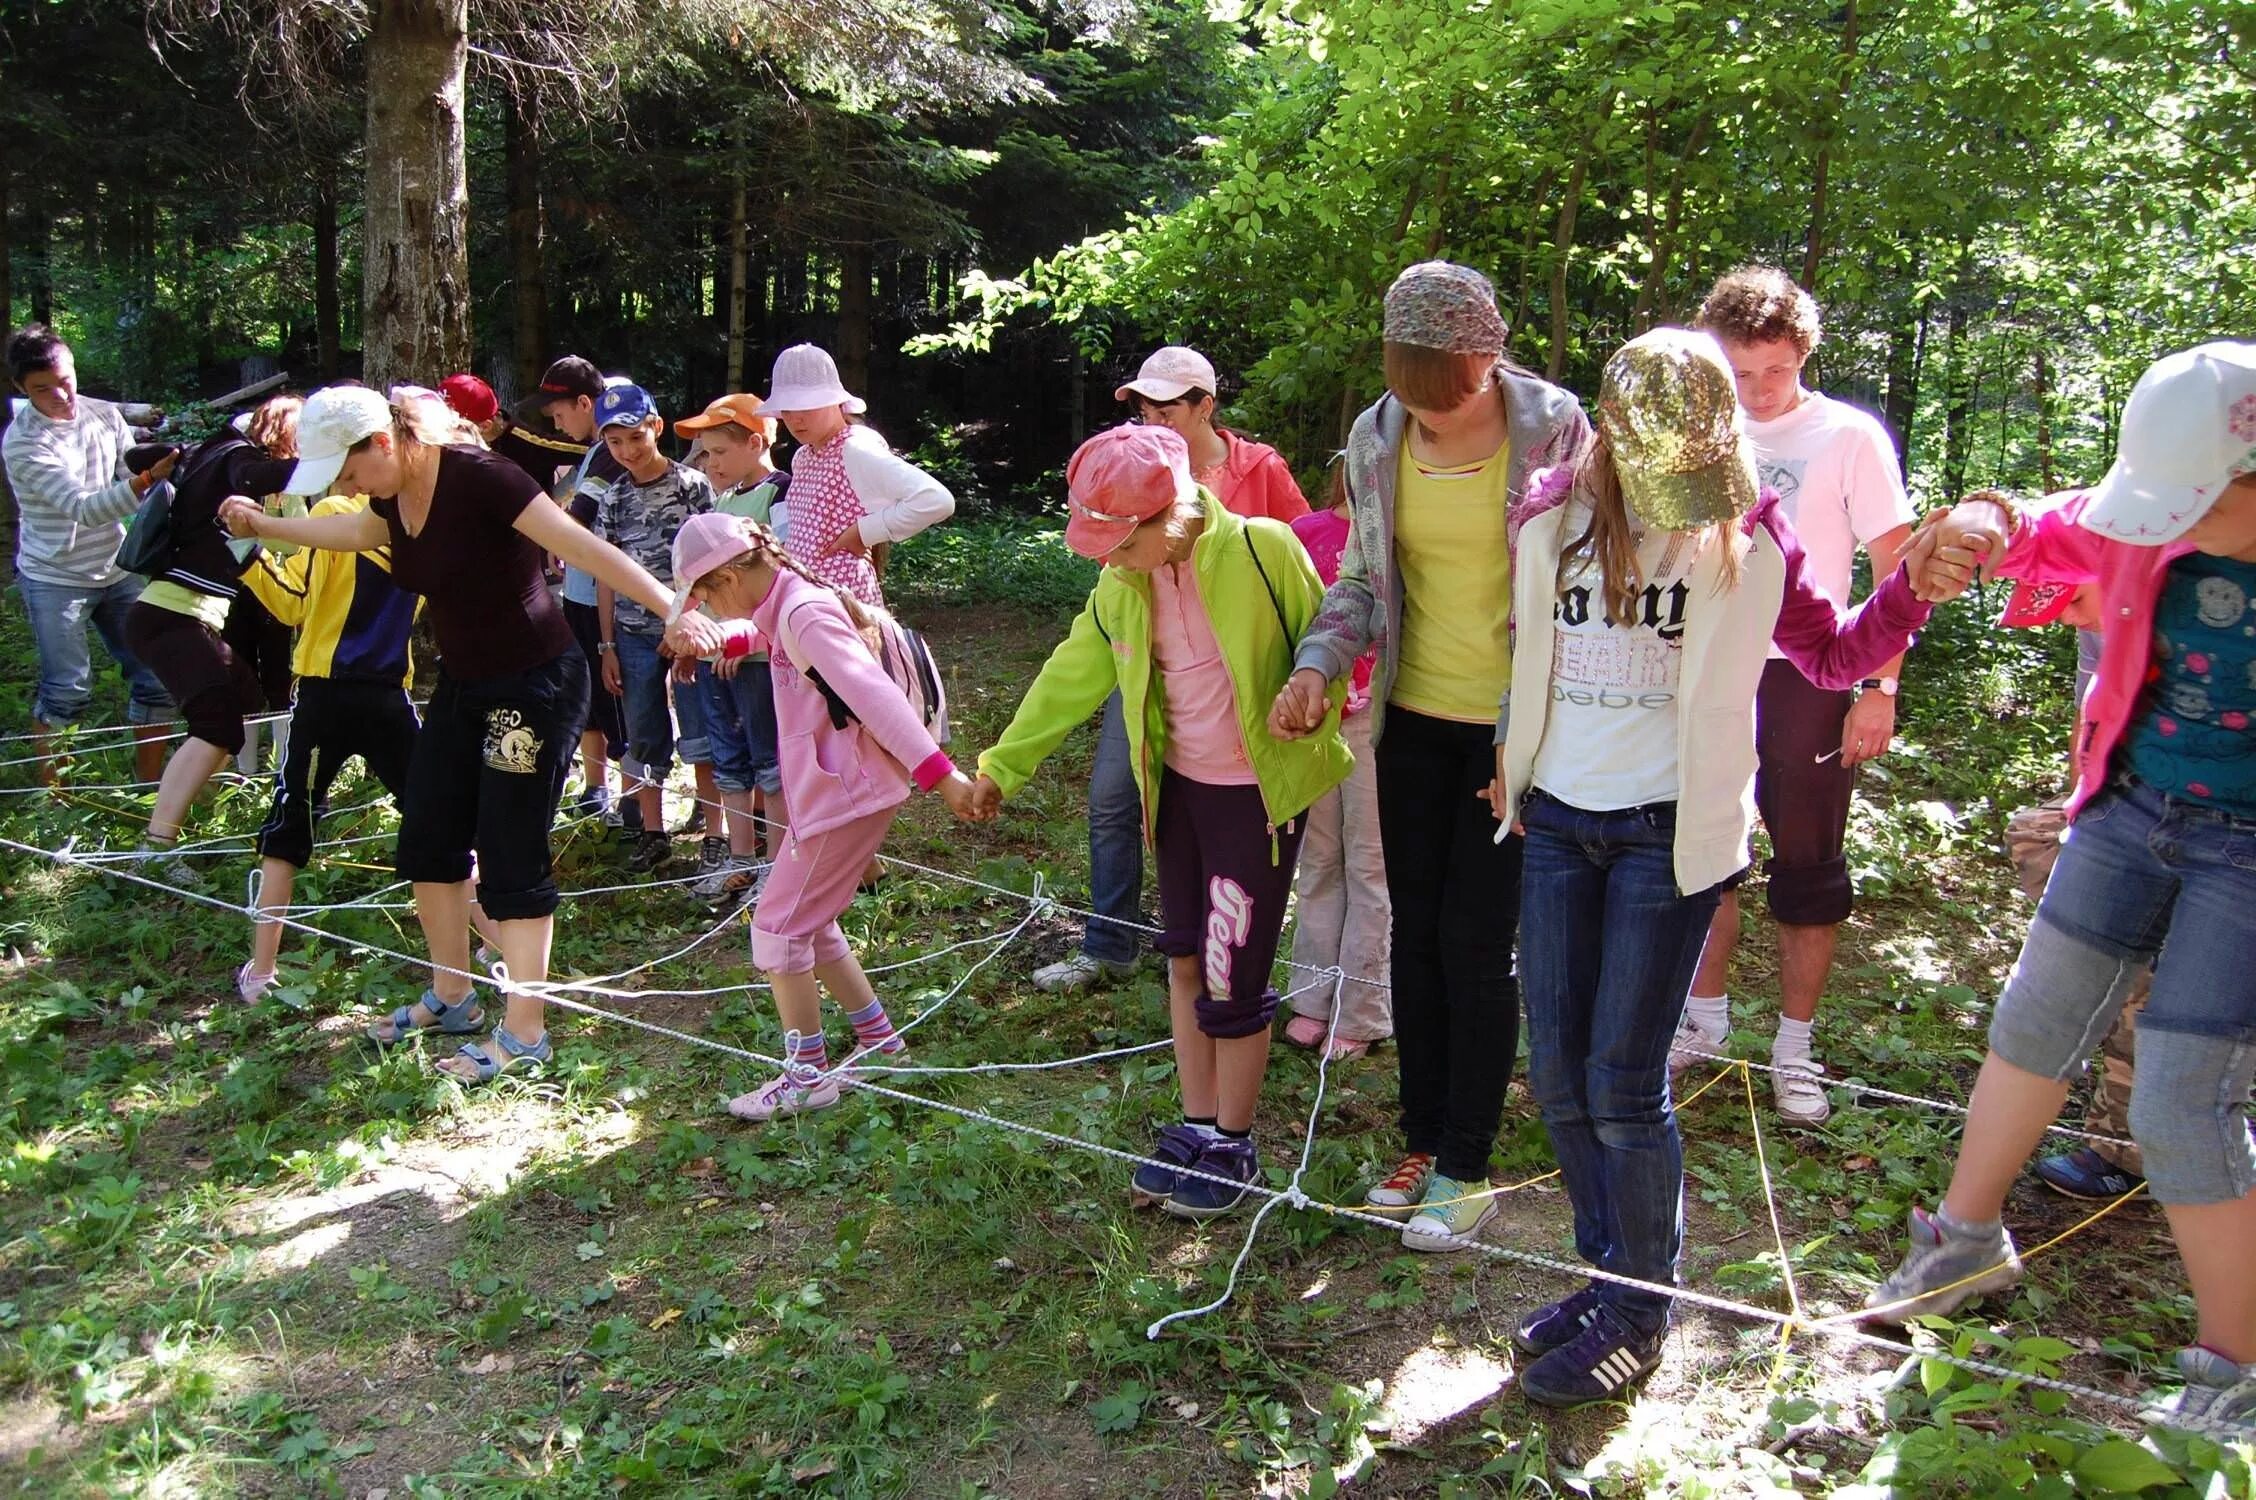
[
  {"x1": 160, "y1": 435, "x2": 297, "y2": 599},
  {"x1": 371, "y1": 445, "x2": 575, "y2": 680}
]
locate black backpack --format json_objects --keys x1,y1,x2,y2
[{"x1": 113, "y1": 432, "x2": 252, "y2": 577}]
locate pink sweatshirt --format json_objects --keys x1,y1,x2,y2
[
  {"x1": 718, "y1": 571, "x2": 955, "y2": 839},
  {"x1": 1209, "y1": 430, "x2": 1311, "y2": 524},
  {"x1": 1988, "y1": 488, "x2": 2193, "y2": 818}
]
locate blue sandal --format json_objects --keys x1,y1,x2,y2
[
  {"x1": 447, "y1": 1027, "x2": 553, "y2": 1083},
  {"x1": 367, "y1": 988, "x2": 486, "y2": 1045}
]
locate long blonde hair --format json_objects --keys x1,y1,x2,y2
[
  {"x1": 694, "y1": 520, "x2": 894, "y2": 653},
  {"x1": 1557, "y1": 430, "x2": 1741, "y2": 626}
]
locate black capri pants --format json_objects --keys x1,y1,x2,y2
[
  {"x1": 394, "y1": 648, "x2": 588, "y2": 921},
  {"x1": 256, "y1": 678, "x2": 421, "y2": 868},
  {"x1": 122, "y1": 600, "x2": 261, "y2": 755}
]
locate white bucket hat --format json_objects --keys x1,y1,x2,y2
[
  {"x1": 2083, "y1": 341, "x2": 2256, "y2": 546},
  {"x1": 762, "y1": 344, "x2": 867, "y2": 416}
]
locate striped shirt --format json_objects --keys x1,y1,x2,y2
[{"x1": 2, "y1": 397, "x2": 139, "y2": 587}]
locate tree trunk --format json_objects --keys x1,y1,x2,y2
[
  {"x1": 1632, "y1": 114, "x2": 1711, "y2": 328},
  {"x1": 1941, "y1": 302, "x2": 1975, "y2": 499},
  {"x1": 0, "y1": 131, "x2": 12, "y2": 334},
  {"x1": 2033, "y1": 348, "x2": 2057, "y2": 492},
  {"x1": 1880, "y1": 272, "x2": 1922, "y2": 457},
  {"x1": 1547, "y1": 91, "x2": 1619, "y2": 383},
  {"x1": 313, "y1": 170, "x2": 342, "y2": 380},
  {"x1": 837, "y1": 241, "x2": 872, "y2": 394},
  {"x1": 1801, "y1": 0, "x2": 1859, "y2": 293},
  {"x1": 502, "y1": 82, "x2": 548, "y2": 395},
  {"x1": 726, "y1": 131, "x2": 749, "y2": 391},
  {"x1": 361, "y1": 0, "x2": 472, "y2": 390},
  {"x1": 28, "y1": 191, "x2": 52, "y2": 326},
  {"x1": 1507, "y1": 170, "x2": 1555, "y2": 342}
]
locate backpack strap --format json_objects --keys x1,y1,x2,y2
[{"x1": 1242, "y1": 526, "x2": 1291, "y2": 641}]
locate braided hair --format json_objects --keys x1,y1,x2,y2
[{"x1": 695, "y1": 518, "x2": 895, "y2": 654}]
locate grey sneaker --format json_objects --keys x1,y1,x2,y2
[
  {"x1": 2145, "y1": 1345, "x2": 2256, "y2": 1441},
  {"x1": 1031, "y1": 953, "x2": 1132, "y2": 994},
  {"x1": 1863, "y1": 1207, "x2": 2023, "y2": 1325},
  {"x1": 690, "y1": 855, "x2": 761, "y2": 901},
  {"x1": 141, "y1": 847, "x2": 207, "y2": 893},
  {"x1": 1667, "y1": 1011, "x2": 1726, "y2": 1078}
]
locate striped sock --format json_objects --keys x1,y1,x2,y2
[
  {"x1": 845, "y1": 998, "x2": 904, "y2": 1055},
  {"x1": 787, "y1": 1030, "x2": 830, "y2": 1077}
]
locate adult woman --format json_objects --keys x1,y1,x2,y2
[
  {"x1": 1272, "y1": 261, "x2": 1591, "y2": 1249},
  {"x1": 121, "y1": 394, "x2": 304, "y2": 883},
  {"x1": 221, "y1": 384, "x2": 677, "y2": 1083}
]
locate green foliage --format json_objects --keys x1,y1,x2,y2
[{"x1": 886, "y1": 514, "x2": 1100, "y2": 615}]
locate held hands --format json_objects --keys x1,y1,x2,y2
[
  {"x1": 936, "y1": 771, "x2": 999, "y2": 823},
  {"x1": 664, "y1": 611, "x2": 728, "y2": 661},
  {"x1": 218, "y1": 495, "x2": 265, "y2": 539},
  {"x1": 1268, "y1": 668, "x2": 1331, "y2": 740},
  {"x1": 1905, "y1": 502, "x2": 2008, "y2": 602}
]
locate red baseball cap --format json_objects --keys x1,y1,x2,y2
[
  {"x1": 438, "y1": 373, "x2": 498, "y2": 426},
  {"x1": 1064, "y1": 424, "x2": 1195, "y2": 559}
]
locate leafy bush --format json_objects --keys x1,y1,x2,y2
[{"x1": 886, "y1": 516, "x2": 1099, "y2": 616}]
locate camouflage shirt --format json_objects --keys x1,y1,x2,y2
[{"x1": 596, "y1": 460, "x2": 713, "y2": 637}]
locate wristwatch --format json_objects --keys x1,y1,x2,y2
[
  {"x1": 598, "y1": 641, "x2": 616, "y2": 655},
  {"x1": 1859, "y1": 676, "x2": 1898, "y2": 696}
]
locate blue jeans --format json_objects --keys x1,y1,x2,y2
[
  {"x1": 1992, "y1": 775, "x2": 2256, "y2": 1205},
  {"x1": 18, "y1": 573, "x2": 173, "y2": 726},
  {"x1": 1519, "y1": 790, "x2": 1732, "y2": 1337},
  {"x1": 1083, "y1": 690, "x2": 1144, "y2": 964},
  {"x1": 614, "y1": 630, "x2": 711, "y2": 777},
  {"x1": 700, "y1": 659, "x2": 782, "y2": 796}
]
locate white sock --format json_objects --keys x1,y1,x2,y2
[
  {"x1": 1773, "y1": 1015, "x2": 1815, "y2": 1064},
  {"x1": 1684, "y1": 994, "x2": 1729, "y2": 1037}
]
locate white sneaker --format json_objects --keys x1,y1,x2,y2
[
  {"x1": 690, "y1": 855, "x2": 762, "y2": 902},
  {"x1": 1771, "y1": 1057, "x2": 1833, "y2": 1126},
  {"x1": 234, "y1": 964, "x2": 276, "y2": 1005},
  {"x1": 727, "y1": 1071, "x2": 841, "y2": 1121},
  {"x1": 1667, "y1": 1012, "x2": 1726, "y2": 1077},
  {"x1": 1031, "y1": 953, "x2": 1132, "y2": 994}
]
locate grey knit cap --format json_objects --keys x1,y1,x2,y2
[{"x1": 1383, "y1": 261, "x2": 1511, "y2": 354}]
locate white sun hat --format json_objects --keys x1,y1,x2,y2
[
  {"x1": 762, "y1": 344, "x2": 867, "y2": 416},
  {"x1": 2082, "y1": 340, "x2": 2256, "y2": 546}
]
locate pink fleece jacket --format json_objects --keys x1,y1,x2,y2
[
  {"x1": 718, "y1": 570, "x2": 954, "y2": 839},
  {"x1": 1989, "y1": 488, "x2": 2193, "y2": 818},
  {"x1": 1210, "y1": 430, "x2": 1311, "y2": 523}
]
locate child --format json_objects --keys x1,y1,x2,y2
[
  {"x1": 759, "y1": 344, "x2": 954, "y2": 607},
  {"x1": 970, "y1": 424, "x2": 1352, "y2": 1219},
  {"x1": 1866, "y1": 341, "x2": 2256, "y2": 1437},
  {"x1": 592, "y1": 384, "x2": 717, "y2": 871},
  {"x1": 1497, "y1": 328, "x2": 1927, "y2": 1406},
  {"x1": 675, "y1": 394, "x2": 792, "y2": 904},
  {"x1": 232, "y1": 487, "x2": 421, "y2": 1003},
  {"x1": 1282, "y1": 462, "x2": 1390, "y2": 1060},
  {"x1": 661, "y1": 513, "x2": 979, "y2": 1120}
]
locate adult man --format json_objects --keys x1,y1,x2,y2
[
  {"x1": 3, "y1": 325, "x2": 176, "y2": 784},
  {"x1": 1677, "y1": 268, "x2": 1916, "y2": 1125}
]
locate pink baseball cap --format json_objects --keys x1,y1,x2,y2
[
  {"x1": 1064, "y1": 424, "x2": 1195, "y2": 559},
  {"x1": 667, "y1": 512, "x2": 759, "y2": 621},
  {"x1": 1114, "y1": 346, "x2": 1218, "y2": 404}
]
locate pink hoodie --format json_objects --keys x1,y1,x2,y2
[
  {"x1": 718, "y1": 570, "x2": 954, "y2": 839},
  {"x1": 1989, "y1": 489, "x2": 2194, "y2": 818}
]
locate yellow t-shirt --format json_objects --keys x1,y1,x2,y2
[{"x1": 1389, "y1": 440, "x2": 1513, "y2": 724}]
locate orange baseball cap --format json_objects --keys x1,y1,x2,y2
[{"x1": 675, "y1": 393, "x2": 775, "y2": 439}]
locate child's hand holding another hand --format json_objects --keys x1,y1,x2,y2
[
  {"x1": 936, "y1": 771, "x2": 995, "y2": 823},
  {"x1": 1268, "y1": 669, "x2": 1330, "y2": 740}
]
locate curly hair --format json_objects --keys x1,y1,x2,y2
[{"x1": 1694, "y1": 266, "x2": 1821, "y2": 356}]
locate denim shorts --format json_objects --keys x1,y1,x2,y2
[
  {"x1": 700, "y1": 659, "x2": 782, "y2": 796},
  {"x1": 18, "y1": 573, "x2": 173, "y2": 726},
  {"x1": 1991, "y1": 775, "x2": 2256, "y2": 1204},
  {"x1": 613, "y1": 630, "x2": 711, "y2": 776}
]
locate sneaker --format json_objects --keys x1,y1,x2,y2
[
  {"x1": 233, "y1": 964, "x2": 277, "y2": 1006},
  {"x1": 1770, "y1": 1057, "x2": 1832, "y2": 1126},
  {"x1": 696, "y1": 835, "x2": 730, "y2": 874},
  {"x1": 1130, "y1": 1123, "x2": 1209, "y2": 1208},
  {"x1": 2033, "y1": 1147, "x2": 2144, "y2": 1200},
  {"x1": 1514, "y1": 1284, "x2": 1606, "y2": 1357},
  {"x1": 1031, "y1": 953, "x2": 1132, "y2": 994},
  {"x1": 1862, "y1": 1207, "x2": 2023, "y2": 1325},
  {"x1": 1282, "y1": 1014, "x2": 1328, "y2": 1049},
  {"x1": 141, "y1": 847, "x2": 207, "y2": 893},
  {"x1": 674, "y1": 804, "x2": 708, "y2": 837},
  {"x1": 727, "y1": 1070, "x2": 842, "y2": 1121},
  {"x1": 2145, "y1": 1345, "x2": 2256, "y2": 1441},
  {"x1": 1519, "y1": 1305, "x2": 1667, "y2": 1408},
  {"x1": 629, "y1": 830, "x2": 672, "y2": 872},
  {"x1": 1667, "y1": 1012, "x2": 1726, "y2": 1078},
  {"x1": 1401, "y1": 1172, "x2": 1499, "y2": 1252},
  {"x1": 571, "y1": 786, "x2": 613, "y2": 821},
  {"x1": 690, "y1": 855, "x2": 763, "y2": 902},
  {"x1": 1164, "y1": 1136, "x2": 1261, "y2": 1221},
  {"x1": 608, "y1": 798, "x2": 645, "y2": 834},
  {"x1": 1363, "y1": 1153, "x2": 1436, "y2": 1222}
]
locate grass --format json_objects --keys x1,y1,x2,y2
[{"x1": 0, "y1": 543, "x2": 2249, "y2": 1497}]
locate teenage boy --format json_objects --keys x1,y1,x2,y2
[
  {"x1": 3, "y1": 324, "x2": 176, "y2": 784},
  {"x1": 675, "y1": 394, "x2": 792, "y2": 903},
  {"x1": 1680, "y1": 266, "x2": 1916, "y2": 1125},
  {"x1": 593, "y1": 384, "x2": 716, "y2": 870}
]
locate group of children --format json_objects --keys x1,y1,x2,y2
[{"x1": 24, "y1": 283, "x2": 2251, "y2": 1429}]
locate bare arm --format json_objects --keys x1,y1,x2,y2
[
  {"x1": 512, "y1": 492, "x2": 675, "y2": 621},
  {"x1": 223, "y1": 496, "x2": 388, "y2": 552}
]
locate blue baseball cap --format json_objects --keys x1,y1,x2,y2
[{"x1": 595, "y1": 383, "x2": 659, "y2": 431}]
